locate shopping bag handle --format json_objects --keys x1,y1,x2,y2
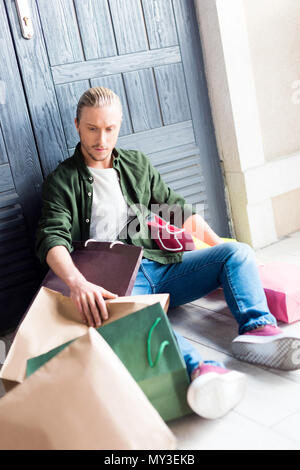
[
  {"x1": 84, "y1": 239, "x2": 124, "y2": 248},
  {"x1": 147, "y1": 317, "x2": 170, "y2": 368}
]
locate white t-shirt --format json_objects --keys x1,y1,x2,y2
[{"x1": 88, "y1": 166, "x2": 136, "y2": 242}]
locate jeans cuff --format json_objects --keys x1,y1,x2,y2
[{"x1": 239, "y1": 319, "x2": 277, "y2": 335}]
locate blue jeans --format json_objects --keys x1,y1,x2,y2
[{"x1": 131, "y1": 242, "x2": 277, "y2": 375}]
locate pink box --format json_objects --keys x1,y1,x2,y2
[{"x1": 258, "y1": 263, "x2": 300, "y2": 324}]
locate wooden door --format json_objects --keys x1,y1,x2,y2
[
  {"x1": 0, "y1": 0, "x2": 44, "y2": 332},
  {"x1": 6, "y1": 0, "x2": 230, "y2": 231},
  {"x1": 2, "y1": 0, "x2": 231, "y2": 331}
]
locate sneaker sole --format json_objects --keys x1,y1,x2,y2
[
  {"x1": 187, "y1": 371, "x2": 246, "y2": 420},
  {"x1": 232, "y1": 334, "x2": 300, "y2": 370}
]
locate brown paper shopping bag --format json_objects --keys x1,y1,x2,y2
[
  {"x1": 0, "y1": 286, "x2": 170, "y2": 390},
  {"x1": 0, "y1": 328, "x2": 177, "y2": 450}
]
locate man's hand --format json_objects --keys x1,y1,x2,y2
[
  {"x1": 46, "y1": 246, "x2": 118, "y2": 328},
  {"x1": 69, "y1": 278, "x2": 118, "y2": 327}
]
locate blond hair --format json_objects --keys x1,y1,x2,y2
[{"x1": 76, "y1": 86, "x2": 123, "y2": 122}]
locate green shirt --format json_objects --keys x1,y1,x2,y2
[{"x1": 35, "y1": 143, "x2": 197, "y2": 266}]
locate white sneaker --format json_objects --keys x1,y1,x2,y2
[
  {"x1": 187, "y1": 363, "x2": 247, "y2": 420},
  {"x1": 232, "y1": 325, "x2": 300, "y2": 370}
]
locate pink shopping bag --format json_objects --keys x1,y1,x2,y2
[
  {"x1": 147, "y1": 215, "x2": 196, "y2": 252},
  {"x1": 258, "y1": 263, "x2": 300, "y2": 323}
]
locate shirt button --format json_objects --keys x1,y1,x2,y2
[
  {"x1": 85, "y1": 219, "x2": 90, "y2": 223},
  {"x1": 88, "y1": 192, "x2": 92, "y2": 197}
]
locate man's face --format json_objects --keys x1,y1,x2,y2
[{"x1": 74, "y1": 104, "x2": 122, "y2": 169}]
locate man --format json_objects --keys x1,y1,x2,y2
[{"x1": 36, "y1": 87, "x2": 300, "y2": 420}]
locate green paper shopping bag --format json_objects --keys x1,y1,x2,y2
[
  {"x1": 98, "y1": 302, "x2": 192, "y2": 422},
  {"x1": 26, "y1": 303, "x2": 192, "y2": 422}
]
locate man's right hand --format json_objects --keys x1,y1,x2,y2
[
  {"x1": 46, "y1": 246, "x2": 118, "y2": 328},
  {"x1": 69, "y1": 278, "x2": 118, "y2": 327}
]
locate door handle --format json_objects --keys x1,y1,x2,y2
[{"x1": 15, "y1": 0, "x2": 34, "y2": 39}]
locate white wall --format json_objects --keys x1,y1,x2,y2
[
  {"x1": 244, "y1": 0, "x2": 300, "y2": 161},
  {"x1": 194, "y1": 0, "x2": 300, "y2": 247}
]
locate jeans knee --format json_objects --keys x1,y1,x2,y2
[{"x1": 224, "y1": 241, "x2": 254, "y2": 262}]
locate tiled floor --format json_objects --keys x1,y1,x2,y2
[
  {"x1": 167, "y1": 230, "x2": 300, "y2": 450},
  {"x1": 1, "y1": 231, "x2": 300, "y2": 449}
]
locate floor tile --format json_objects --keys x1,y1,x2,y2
[
  {"x1": 190, "y1": 289, "x2": 231, "y2": 317},
  {"x1": 289, "y1": 231, "x2": 300, "y2": 239},
  {"x1": 255, "y1": 237, "x2": 300, "y2": 261},
  {"x1": 168, "y1": 303, "x2": 238, "y2": 355},
  {"x1": 256, "y1": 253, "x2": 300, "y2": 266},
  {"x1": 168, "y1": 411, "x2": 299, "y2": 450},
  {"x1": 272, "y1": 410, "x2": 300, "y2": 444},
  {"x1": 181, "y1": 338, "x2": 300, "y2": 427}
]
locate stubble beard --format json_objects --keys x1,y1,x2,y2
[{"x1": 80, "y1": 139, "x2": 112, "y2": 164}]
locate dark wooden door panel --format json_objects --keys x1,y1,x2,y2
[
  {"x1": 74, "y1": 0, "x2": 117, "y2": 60},
  {"x1": 5, "y1": 0, "x2": 68, "y2": 176},
  {"x1": 0, "y1": 0, "x2": 44, "y2": 332}
]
